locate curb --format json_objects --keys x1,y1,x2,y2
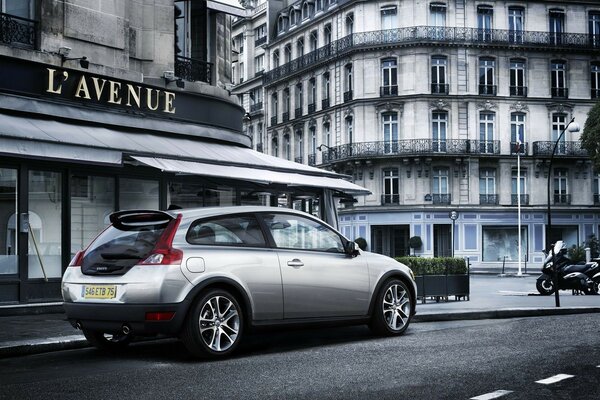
[{"x1": 1, "y1": 307, "x2": 599, "y2": 359}]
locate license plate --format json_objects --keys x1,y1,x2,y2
[{"x1": 82, "y1": 285, "x2": 116, "y2": 299}]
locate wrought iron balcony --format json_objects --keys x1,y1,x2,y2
[
  {"x1": 256, "y1": 143, "x2": 263, "y2": 153},
  {"x1": 270, "y1": 116, "x2": 278, "y2": 126},
  {"x1": 510, "y1": 142, "x2": 528, "y2": 155},
  {"x1": 308, "y1": 153, "x2": 316, "y2": 166},
  {"x1": 250, "y1": 102, "x2": 263, "y2": 113},
  {"x1": 431, "y1": 83, "x2": 449, "y2": 94},
  {"x1": 175, "y1": 56, "x2": 212, "y2": 84},
  {"x1": 294, "y1": 156, "x2": 304, "y2": 164},
  {"x1": 255, "y1": 36, "x2": 267, "y2": 47},
  {"x1": 592, "y1": 89, "x2": 600, "y2": 99},
  {"x1": 0, "y1": 12, "x2": 38, "y2": 48},
  {"x1": 381, "y1": 194, "x2": 400, "y2": 205},
  {"x1": 594, "y1": 193, "x2": 600, "y2": 205},
  {"x1": 551, "y1": 87, "x2": 568, "y2": 98},
  {"x1": 265, "y1": 26, "x2": 599, "y2": 85},
  {"x1": 322, "y1": 98, "x2": 330, "y2": 110},
  {"x1": 532, "y1": 141, "x2": 587, "y2": 157},
  {"x1": 511, "y1": 194, "x2": 530, "y2": 205},
  {"x1": 553, "y1": 194, "x2": 572, "y2": 205},
  {"x1": 308, "y1": 103, "x2": 316, "y2": 114},
  {"x1": 479, "y1": 84, "x2": 497, "y2": 96},
  {"x1": 510, "y1": 86, "x2": 528, "y2": 97},
  {"x1": 480, "y1": 194, "x2": 499, "y2": 205},
  {"x1": 294, "y1": 107, "x2": 303, "y2": 118},
  {"x1": 344, "y1": 90, "x2": 353, "y2": 102},
  {"x1": 432, "y1": 194, "x2": 451, "y2": 205},
  {"x1": 468, "y1": 140, "x2": 500, "y2": 155},
  {"x1": 380, "y1": 85, "x2": 398, "y2": 97},
  {"x1": 282, "y1": 112, "x2": 290, "y2": 122}
]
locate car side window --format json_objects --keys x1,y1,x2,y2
[
  {"x1": 187, "y1": 215, "x2": 266, "y2": 247},
  {"x1": 263, "y1": 213, "x2": 345, "y2": 253}
]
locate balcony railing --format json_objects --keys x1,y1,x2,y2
[
  {"x1": 432, "y1": 194, "x2": 451, "y2": 204},
  {"x1": 381, "y1": 194, "x2": 400, "y2": 205},
  {"x1": 322, "y1": 98, "x2": 330, "y2": 110},
  {"x1": 510, "y1": 86, "x2": 528, "y2": 97},
  {"x1": 308, "y1": 103, "x2": 316, "y2": 114},
  {"x1": 308, "y1": 153, "x2": 316, "y2": 166},
  {"x1": 250, "y1": 102, "x2": 263, "y2": 113},
  {"x1": 480, "y1": 194, "x2": 499, "y2": 205},
  {"x1": 344, "y1": 90, "x2": 353, "y2": 102},
  {"x1": 594, "y1": 193, "x2": 600, "y2": 205},
  {"x1": 282, "y1": 111, "x2": 290, "y2": 122},
  {"x1": 321, "y1": 139, "x2": 503, "y2": 163},
  {"x1": 532, "y1": 141, "x2": 588, "y2": 157},
  {"x1": 175, "y1": 56, "x2": 212, "y2": 84},
  {"x1": 270, "y1": 116, "x2": 278, "y2": 126},
  {"x1": 551, "y1": 87, "x2": 568, "y2": 98},
  {"x1": 431, "y1": 83, "x2": 449, "y2": 94},
  {"x1": 510, "y1": 142, "x2": 528, "y2": 155},
  {"x1": 592, "y1": 89, "x2": 600, "y2": 99},
  {"x1": 511, "y1": 194, "x2": 530, "y2": 205},
  {"x1": 265, "y1": 26, "x2": 599, "y2": 85},
  {"x1": 0, "y1": 12, "x2": 38, "y2": 48},
  {"x1": 255, "y1": 36, "x2": 267, "y2": 46},
  {"x1": 294, "y1": 107, "x2": 303, "y2": 118},
  {"x1": 380, "y1": 85, "x2": 398, "y2": 96},
  {"x1": 294, "y1": 156, "x2": 304, "y2": 164},
  {"x1": 479, "y1": 84, "x2": 497, "y2": 95},
  {"x1": 256, "y1": 143, "x2": 263, "y2": 153},
  {"x1": 554, "y1": 194, "x2": 572, "y2": 205}
]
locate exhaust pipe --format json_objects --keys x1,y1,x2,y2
[{"x1": 122, "y1": 324, "x2": 131, "y2": 335}]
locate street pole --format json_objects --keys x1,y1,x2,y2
[
  {"x1": 545, "y1": 117, "x2": 580, "y2": 308},
  {"x1": 517, "y1": 143, "x2": 522, "y2": 276},
  {"x1": 449, "y1": 210, "x2": 458, "y2": 258}
]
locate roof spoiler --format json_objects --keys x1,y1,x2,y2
[{"x1": 109, "y1": 210, "x2": 176, "y2": 230}]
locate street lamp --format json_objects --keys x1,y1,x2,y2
[
  {"x1": 449, "y1": 210, "x2": 458, "y2": 258},
  {"x1": 546, "y1": 117, "x2": 580, "y2": 307}
]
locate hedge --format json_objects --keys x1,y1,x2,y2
[{"x1": 395, "y1": 257, "x2": 468, "y2": 276}]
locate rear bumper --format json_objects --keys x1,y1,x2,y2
[{"x1": 63, "y1": 300, "x2": 190, "y2": 336}]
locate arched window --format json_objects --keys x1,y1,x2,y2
[
  {"x1": 272, "y1": 136, "x2": 279, "y2": 157},
  {"x1": 345, "y1": 13, "x2": 354, "y2": 35}
]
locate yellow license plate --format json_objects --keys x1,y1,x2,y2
[{"x1": 82, "y1": 285, "x2": 116, "y2": 299}]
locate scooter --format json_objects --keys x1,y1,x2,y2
[{"x1": 536, "y1": 241, "x2": 597, "y2": 295}]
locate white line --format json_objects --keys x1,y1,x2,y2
[
  {"x1": 470, "y1": 390, "x2": 513, "y2": 400},
  {"x1": 535, "y1": 374, "x2": 575, "y2": 385}
]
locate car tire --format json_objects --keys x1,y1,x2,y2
[
  {"x1": 369, "y1": 279, "x2": 413, "y2": 336},
  {"x1": 181, "y1": 289, "x2": 244, "y2": 358},
  {"x1": 82, "y1": 329, "x2": 132, "y2": 351}
]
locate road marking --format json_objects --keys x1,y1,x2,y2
[
  {"x1": 536, "y1": 374, "x2": 575, "y2": 385},
  {"x1": 470, "y1": 390, "x2": 513, "y2": 400}
]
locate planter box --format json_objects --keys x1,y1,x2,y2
[{"x1": 416, "y1": 274, "x2": 470, "y2": 303}]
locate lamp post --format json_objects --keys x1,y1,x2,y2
[
  {"x1": 546, "y1": 117, "x2": 580, "y2": 307},
  {"x1": 449, "y1": 210, "x2": 458, "y2": 258}
]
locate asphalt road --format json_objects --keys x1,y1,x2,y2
[{"x1": 1, "y1": 314, "x2": 599, "y2": 400}]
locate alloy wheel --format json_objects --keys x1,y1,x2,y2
[
  {"x1": 198, "y1": 295, "x2": 240, "y2": 352},
  {"x1": 382, "y1": 284, "x2": 411, "y2": 332}
]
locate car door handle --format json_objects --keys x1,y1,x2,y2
[{"x1": 287, "y1": 259, "x2": 304, "y2": 268}]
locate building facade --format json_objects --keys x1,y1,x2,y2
[
  {"x1": 0, "y1": 0, "x2": 364, "y2": 304},
  {"x1": 236, "y1": 0, "x2": 600, "y2": 270}
]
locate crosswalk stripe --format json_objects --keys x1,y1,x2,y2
[
  {"x1": 535, "y1": 374, "x2": 575, "y2": 385},
  {"x1": 470, "y1": 390, "x2": 513, "y2": 400}
]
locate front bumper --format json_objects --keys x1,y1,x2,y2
[{"x1": 63, "y1": 300, "x2": 191, "y2": 336}]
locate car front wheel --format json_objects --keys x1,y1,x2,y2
[
  {"x1": 182, "y1": 289, "x2": 243, "y2": 358},
  {"x1": 370, "y1": 279, "x2": 413, "y2": 336}
]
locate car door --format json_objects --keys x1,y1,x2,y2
[{"x1": 260, "y1": 212, "x2": 370, "y2": 319}]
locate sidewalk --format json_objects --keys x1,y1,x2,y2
[{"x1": 0, "y1": 275, "x2": 599, "y2": 358}]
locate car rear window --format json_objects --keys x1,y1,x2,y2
[{"x1": 187, "y1": 215, "x2": 266, "y2": 247}]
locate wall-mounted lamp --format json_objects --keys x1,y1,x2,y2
[
  {"x1": 317, "y1": 144, "x2": 331, "y2": 151},
  {"x1": 243, "y1": 112, "x2": 251, "y2": 122},
  {"x1": 163, "y1": 71, "x2": 185, "y2": 88},
  {"x1": 59, "y1": 47, "x2": 89, "y2": 69}
]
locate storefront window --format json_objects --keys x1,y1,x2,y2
[
  {"x1": 70, "y1": 175, "x2": 115, "y2": 256},
  {"x1": 482, "y1": 226, "x2": 527, "y2": 262},
  {"x1": 168, "y1": 182, "x2": 236, "y2": 208},
  {"x1": 28, "y1": 170, "x2": 62, "y2": 279},
  {"x1": 0, "y1": 168, "x2": 18, "y2": 275},
  {"x1": 119, "y1": 178, "x2": 159, "y2": 210}
]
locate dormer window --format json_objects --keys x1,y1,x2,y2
[{"x1": 278, "y1": 14, "x2": 289, "y2": 33}]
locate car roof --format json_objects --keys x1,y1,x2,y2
[{"x1": 171, "y1": 206, "x2": 314, "y2": 221}]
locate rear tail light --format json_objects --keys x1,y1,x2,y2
[
  {"x1": 141, "y1": 214, "x2": 183, "y2": 266},
  {"x1": 145, "y1": 312, "x2": 175, "y2": 321},
  {"x1": 68, "y1": 251, "x2": 85, "y2": 267}
]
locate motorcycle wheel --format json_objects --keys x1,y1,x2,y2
[
  {"x1": 591, "y1": 278, "x2": 600, "y2": 295},
  {"x1": 536, "y1": 278, "x2": 555, "y2": 295}
]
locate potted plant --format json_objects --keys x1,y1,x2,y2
[{"x1": 408, "y1": 236, "x2": 422, "y2": 256}]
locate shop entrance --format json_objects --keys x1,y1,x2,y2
[
  {"x1": 434, "y1": 224, "x2": 452, "y2": 257},
  {"x1": 371, "y1": 225, "x2": 410, "y2": 258}
]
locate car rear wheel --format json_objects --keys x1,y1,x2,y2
[
  {"x1": 369, "y1": 279, "x2": 412, "y2": 336},
  {"x1": 181, "y1": 289, "x2": 243, "y2": 358},
  {"x1": 82, "y1": 329, "x2": 132, "y2": 351}
]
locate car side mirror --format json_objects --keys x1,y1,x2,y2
[{"x1": 345, "y1": 241, "x2": 360, "y2": 257}]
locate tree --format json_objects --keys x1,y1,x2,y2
[
  {"x1": 580, "y1": 101, "x2": 600, "y2": 170},
  {"x1": 408, "y1": 236, "x2": 423, "y2": 256},
  {"x1": 354, "y1": 237, "x2": 368, "y2": 251}
]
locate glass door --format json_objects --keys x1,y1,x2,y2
[{"x1": 0, "y1": 168, "x2": 18, "y2": 278}]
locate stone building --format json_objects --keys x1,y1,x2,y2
[
  {"x1": 0, "y1": 0, "x2": 365, "y2": 304},
  {"x1": 235, "y1": 0, "x2": 600, "y2": 270}
]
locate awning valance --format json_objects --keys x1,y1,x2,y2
[{"x1": 207, "y1": 0, "x2": 247, "y2": 17}]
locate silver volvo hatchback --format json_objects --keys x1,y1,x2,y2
[{"x1": 62, "y1": 206, "x2": 416, "y2": 358}]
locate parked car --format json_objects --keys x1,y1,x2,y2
[{"x1": 62, "y1": 206, "x2": 416, "y2": 358}]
